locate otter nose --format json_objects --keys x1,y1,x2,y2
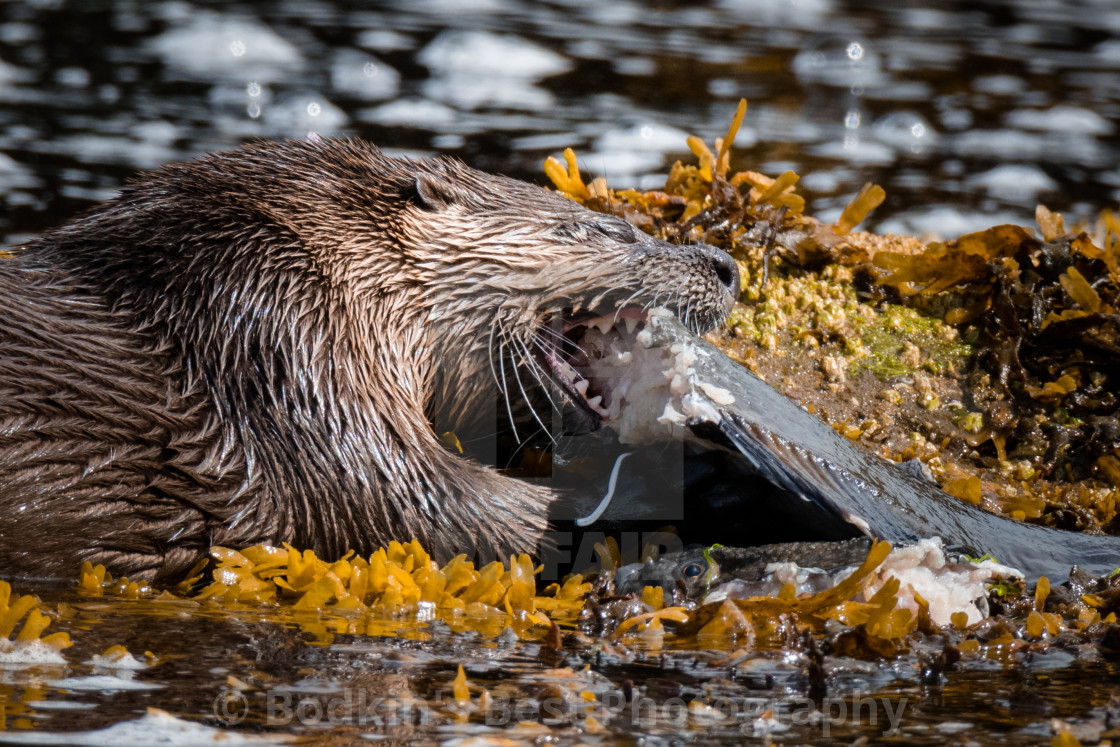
[{"x1": 700, "y1": 244, "x2": 740, "y2": 297}]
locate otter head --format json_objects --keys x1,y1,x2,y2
[{"x1": 390, "y1": 154, "x2": 741, "y2": 440}]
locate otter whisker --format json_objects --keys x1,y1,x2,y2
[
  {"x1": 487, "y1": 323, "x2": 502, "y2": 392},
  {"x1": 534, "y1": 323, "x2": 568, "y2": 344},
  {"x1": 671, "y1": 276, "x2": 694, "y2": 332},
  {"x1": 510, "y1": 336, "x2": 556, "y2": 449},
  {"x1": 524, "y1": 337, "x2": 561, "y2": 399},
  {"x1": 503, "y1": 424, "x2": 549, "y2": 470},
  {"x1": 504, "y1": 326, "x2": 559, "y2": 448},
  {"x1": 612, "y1": 287, "x2": 647, "y2": 324},
  {"x1": 496, "y1": 331, "x2": 522, "y2": 443}
]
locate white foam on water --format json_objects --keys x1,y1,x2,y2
[
  {"x1": 799, "y1": 167, "x2": 854, "y2": 194},
  {"x1": 87, "y1": 650, "x2": 150, "y2": 670},
  {"x1": 973, "y1": 74, "x2": 1027, "y2": 95},
  {"x1": 359, "y1": 98, "x2": 459, "y2": 129},
  {"x1": 810, "y1": 138, "x2": 896, "y2": 166},
  {"x1": 417, "y1": 30, "x2": 571, "y2": 79},
  {"x1": 354, "y1": 28, "x2": 415, "y2": 52},
  {"x1": 870, "y1": 111, "x2": 938, "y2": 152},
  {"x1": 422, "y1": 75, "x2": 554, "y2": 111},
  {"x1": 952, "y1": 128, "x2": 1047, "y2": 160},
  {"x1": 1007, "y1": 105, "x2": 1114, "y2": 136},
  {"x1": 791, "y1": 37, "x2": 886, "y2": 88},
  {"x1": 0, "y1": 708, "x2": 288, "y2": 745},
  {"x1": 262, "y1": 94, "x2": 348, "y2": 137},
  {"x1": 28, "y1": 118, "x2": 181, "y2": 169},
  {"x1": 966, "y1": 164, "x2": 1058, "y2": 202},
  {"x1": 0, "y1": 56, "x2": 33, "y2": 84},
  {"x1": 0, "y1": 152, "x2": 43, "y2": 192},
  {"x1": 595, "y1": 122, "x2": 697, "y2": 154},
  {"x1": 0, "y1": 640, "x2": 67, "y2": 666},
  {"x1": 330, "y1": 49, "x2": 400, "y2": 100},
  {"x1": 149, "y1": 12, "x2": 304, "y2": 82},
  {"x1": 22, "y1": 700, "x2": 97, "y2": 711},
  {"x1": 574, "y1": 150, "x2": 667, "y2": 185},
  {"x1": 577, "y1": 121, "x2": 721, "y2": 185},
  {"x1": 875, "y1": 205, "x2": 1032, "y2": 241},
  {"x1": 715, "y1": 0, "x2": 834, "y2": 29},
  {"x1": 951, "y1": 126, "x2": 1106, "y2": 166},
  {"x1": 48, "y1": 674, "x2": 162, "y2": 692}
]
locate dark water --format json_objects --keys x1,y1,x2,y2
[
  {"x1": 4, "y1": 587, "x2": 1120, "y2": 746},
  {"x1": 2, "y1": 0, "x2": 1120, "y2": 249},
  {"x1": 3, "y1": 0, "x2": 1120, "y2": 743}
]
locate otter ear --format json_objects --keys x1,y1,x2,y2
[{"x1": 411, "y1": 171, "x2": 460, "y2": 211}]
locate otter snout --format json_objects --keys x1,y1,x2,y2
[
  {"x1": 697, "y1": 243, "x2": 741, "y2": 299},
  {"x1": 631, "y1": 238, "x2": 740, "y2": 332}
]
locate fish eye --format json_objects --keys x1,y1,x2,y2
[{"x1": 682, "y1": 562, "x2": 706, "y2": 578}]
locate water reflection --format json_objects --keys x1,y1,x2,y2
[{"x1": 1, "y1": 0, "x2": 1119, "y2": 245}]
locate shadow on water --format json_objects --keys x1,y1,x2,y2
[{"x1": 3, "y1": 0, "x2": 1120, "y2": 743}]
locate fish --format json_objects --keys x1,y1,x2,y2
[{"x1": 552, "y1": 310, "x2": 1120, "y2": 582}]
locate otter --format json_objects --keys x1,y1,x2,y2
[{"x1": 0, "y1": 138, "x2": 738, "y2": 581}]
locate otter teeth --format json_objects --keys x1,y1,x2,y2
[
  {"x1": 559, "y1": 360, "x2": 580, "y2": 380},
  {"x1": 587, "y1": 395, "x2": 609, "y2": 417},
  {"x1": 551, "y1": 308, "x2": 650, "y2": 422}
]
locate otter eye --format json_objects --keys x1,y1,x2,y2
[
  {"x1": 593, "y1": 220, "x2": 638, "y2": 244},
  {"x1": 682, "y1": 562, "x2": 706, "y2": 579},
  {"x1": 553, "y1": 224, "x2": 581, "y2": 241}
]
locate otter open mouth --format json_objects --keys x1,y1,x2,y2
[
  {"x1": 540, "y1": 307, "x2": 737, "y2": 445},
  {"x1": 543, "y1": 308, "x2": 649, "y2": 427}
]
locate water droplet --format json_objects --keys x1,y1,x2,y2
[
  {"x1": 307, "y1": 101, "x2": 321, "y2": 117},
  {"x1": 247, "y1": 81, "x2": 261, "y2": 97},
  {"x1": 247, "y1": 103, "x2": 261, "y2": 119},
  {"x1": 846, "y1": 42, "x2": 864, "y2": 61},
  {"x1": 362, "y1": 62, "x2": 379, "y2": 78},
  {"x1": 230, "y1": 39, "x2": 246, "y2": 58},
  {"x1": 639, "y1": 125, "x2": 653, "y2": 140},
  {"x1": 845, "y1": 109, "x2": 862, "y2": 130}
]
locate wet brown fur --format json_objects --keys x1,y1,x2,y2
[{"x1": 0, "y1": 139, "x2": 735, "y2": 581}]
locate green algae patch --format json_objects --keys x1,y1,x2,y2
[{"x1": 849, "y1": 304, "x2": 972, "y2": 378}]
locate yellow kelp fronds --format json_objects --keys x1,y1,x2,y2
[
  {"x1": 834, "y1": 183, "x2": 886, "y2": 235},
  {"x1": 77, "y1": 561, "x2": 155, "y2": 599},
  {"x1": 613, "y1": 541, "x2": 917, "y2": 654},
  {"x1": 543, "y1": 148, "x2": 590, "y2": 201},
  {"x1": 0, "y1": 580, "x2": 71, "y2": 656},
  {"x1": 194, "y1": 540, "x2": 590, "y2": 638}
]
